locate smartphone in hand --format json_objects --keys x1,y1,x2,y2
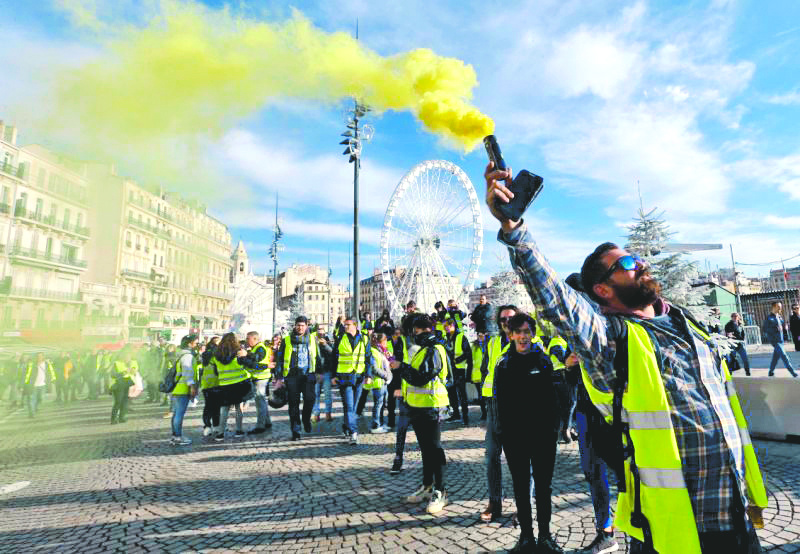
[{"x1": 483, "y1": 134, "x2": 543, "y2": 221}]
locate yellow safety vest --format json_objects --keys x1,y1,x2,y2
[
  {"x1": 580, "y1": 319, "x2": 768, "y2": 553},
  {"x1": 448, "y1": 332, "x2": 468, "y2": 370},
  {"x1": 214, "y1": 356, "x2": 251, "y2": 387},
  {"x1": 364, "y1": 347, "x2": 386, "y2": 390},
  {"x1": 449, "y1": 311, "x2": 464, "y2": 332},
  {"x1": 171, "y1": 352, "x2": 195, "y2": 396},
  {"x1": 336, "y1": 334, "x2": 367, "y2": 374},
  {"x1": 24, "y1": 360, "x2": 56, "y2": 384},
  {"x1": 282, "y1": 335, "x2": 318, "y2": 374},
  {"x1": 482, "y1": 335, "x2": 542, "y2": 397},
  {"x1": 200, "y1": 357, "x2": 219, "y2": 389},
  {"x1": 402, "y1": 344, "x2": 449, "y2": 408},
  {"x1": 250, "y1": 341, "x2": 272, "y2": 380},
  {"x1": 547, "y1": 336, "x2": 568, "y2": 371},
  {"x1": 471, "y1": 343, "x2": 484, "y2": 383}
]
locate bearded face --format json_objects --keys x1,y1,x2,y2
[{"x1": 610, "y1": 268, "x2": 661, "y2": 310}]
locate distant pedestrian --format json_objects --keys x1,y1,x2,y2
[
  {"x1": 170, "y1": 334, "x2": 199, "y2": 446},
  {"x1": 211, "y1": 333, "x2": 259, "y2": 441},
  {"x1": 331, "y1": 316, "x2": 373, "y2": 445},
  {"x1": 763, "y1": 302, "x2": 798, "y2": 377},
  {"x1": 470, "y1": 294, "x2": 492, "y2": 333},
  {"x1": 23, "y1": 353, "x2": 56, "y2": 418},
  {"x1": 312, "y1": 330, "x2": 334, "y2": 423},
  {"x1": 375, "y1": 309, "x2": 395, "y2": 336},
  {"x1": 725, "y1": 312, "x2": 751, "y2": 375},
  {"x1": 790, "y1": 304, "x2": 800, "y2": 352}
]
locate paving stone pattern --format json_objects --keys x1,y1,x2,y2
[{"x1": 0, "y1": 393, "x2": 798, "y2": 553}]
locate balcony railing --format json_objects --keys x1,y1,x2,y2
[
  {"x1": 120, "y1": 268, "x2": 153, "y2": 281},
  {"x1": 0, "y1": 202, "x2": 10, "y2": 215},
  {"x1": 9, "y1": 246, "x2": 87, "y2": 269},
  {"x1": 8, "y1": 287, "x2": 82, "y2": 302},
  {"x1": 196, "y1": 287, "x2": 234, "y2": 301},
  {"x1": 127, "y1": 214, "x2": 171, "y2": 238},
  {"x1": 13, "y1": 206, "x2": 90, "y2": 238},
  {"x1": 0, "y1": 160, "x2": 26, "y2": 180}
]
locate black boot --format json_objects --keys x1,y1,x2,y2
[{"x1": 508, "y1": 534, "x2": 535, "y2": 553}]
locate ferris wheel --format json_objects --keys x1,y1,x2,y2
[{"x1": 380, "y1": 160, "x2": 483, "y2": 319}]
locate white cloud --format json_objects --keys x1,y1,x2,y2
[
  {"x1": 728, "y1": 154, "x2": 800, "y2": 200},
  {"x1": 220, "y1": 129, "x2": 404, "y2": 216},
  {"x1": 764, "y1": 215, "x2": 800, "y2": 229},
  {"x1": 765, "y1": 90, "x2": 800, "y2": 105},
  {"x1": 545, "y1": 28, "x2": 643, "y2": 100}
]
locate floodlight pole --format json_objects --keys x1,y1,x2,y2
[{"x1": 730, "y1": 244, "x2": 742, "y2": 314}]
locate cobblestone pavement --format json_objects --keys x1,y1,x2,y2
[{"x1": 1, "y1": 391, "x2": 799, "y2": 553}]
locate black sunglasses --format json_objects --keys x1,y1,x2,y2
[{"x1": 598, "y1": 254, "x2": 645, "y2": 284}]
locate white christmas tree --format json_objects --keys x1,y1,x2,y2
[{"x1": 625, "y1": 206, "x2": 715, "y2": 326}]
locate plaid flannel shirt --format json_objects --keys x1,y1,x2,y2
[{"x1": 499, "y1": 223, "x2": 747, "y2": 532}]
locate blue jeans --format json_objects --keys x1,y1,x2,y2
[
  {"x1": 171, "y1": 394, "x2": 191, "y2": 437},
  {"x1": 576, "y1": 410, "x2": 613, "y2": 531},
  {"x1": 313, "y1": 372, "x2": 332, "y2": 416},
  {"x1": 769, "y1": 343, "x2": 797, "y2": 376},
  {"x1": 394, "y1": 397, "x2": 411, "y2": 462},
  {"x1": 253, "y1": 379, "x2": 272, "y2": 427},
  {"x1": 27, "y1": 386, "x2": 45, "y2": 417},
  {"x1": 337, "y1": 375, "x2": 363, "y2": 434},
  {"x1": 371, "y1": 386, "x2": 387, "y2": 428},
  {"x1": 218, "y1": 403, "x2": 244, "y2": 434},
  {"x1": 729, "y1": 343, "x2": 751, "y2": 374},
  {"x1": 485, "y1": 398, "x2": 503, "y2": 503}
]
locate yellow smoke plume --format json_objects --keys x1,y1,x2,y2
[{"x1": 52, "y1": 1, "x2": 493, "y2": 178}]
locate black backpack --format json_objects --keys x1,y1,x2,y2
[{"x1": 158, "y1": 359, "x2": 179, "y2": 393}]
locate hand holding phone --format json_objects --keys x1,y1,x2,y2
[{"x1": 483, "y1": 135, "x2": 543, "y2": 222}]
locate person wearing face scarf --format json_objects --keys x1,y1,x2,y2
[{"x1": 390, "y1": 313, "x2": 450, "y2": 515}]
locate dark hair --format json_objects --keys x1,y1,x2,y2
[
  {"x1": 507, "y1": 313, "x2": 536, "y2": 334},
  {"x1": 580, "y1": 242, "x2": 619, "y2": 305},
  {"x1": 180, "y1": 334, "x2": 198, "y2": 348},
  {"x1": 216, "y1": 332, "x2": 240, "y2": 360},
  {"x1": 495, "y1": 304, "x2": 519, "y2": 328},
  {"x1": 371, "y1": 332, "x2": 386, "y2": 347},
  {"x1": 434, "y1": 301, "x2": 444, "y2": 310},
  {"x1": 410, "y1": 313, "x2": 434, "y2": 331},
  {"x1": 565, "y1": 272, "x2": 584, "y2": 292},
  {"x1": 406, "y1": 300, "x2": 416, "y2": 308},
  {"x1": 295, "y1": 315, "x2": 308, "y2": 324}
]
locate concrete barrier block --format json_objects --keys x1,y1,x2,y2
[{"x1": 732, "y1": 376, "x2": 800, "y2": 441}]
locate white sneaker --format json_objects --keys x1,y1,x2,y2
[
  {"x1": 202, "y1": 427, "x2": 211, "y2": 437},
  {"x1": 349, "y1": 432, "x2": 359, "y2": 445},
  {"x1": 189, "y1": 398, "x2": 198, "y2": 408},
  {"x1": 426, "y1": 489, "x2": 447, "y2": 514},
  {"x1": 370, "y1": 425, "x2": 389, "y2": 434},
  {"x1": 170, "y1": 436, "x2": 192, "y2": 446},
  {"x1": 406, "y1": 485, "x2": 432, "y2": 504}
]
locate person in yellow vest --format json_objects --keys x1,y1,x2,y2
[
  {"x1": 244, "y1": 330, "x2": 275, "y2": 434},
  {"x1": 442, "y1": 317, "x2": 471, "y2": 425},
  {"x1": 386, "y1": 327, "x2": 409, "y2": 430},
  {"x1": 312, "y1": 329, "x2": 335, "y2": 423},
  {"x1": 389, "y1": 313, "x2": 450, "y2": 514},
  {"x1": 23, "y1": 352, "x2": 56, "y2": 418},
  {"x1": 485, "y1": 170, "x2": 768, "y2": 553},
  {"x1": 546, "y1": 335, "x2": 577, "y2": 444},
  {"x1": 446, "y1": 299, "x2": 467, "y2": 333},
  {"x1": 479, "y1": 305, "x2": 518, "y2": 523},
  {"x1": 431, "y1": 301, "x2": 448, "y2": 339},
  {"x1": 330, "y1": 316, "x2": 374, "y2": 445},
  {"x1": 168, "y1": 334, "x2": 199, "y2": 445},
  {"x1": 110, "y1": 347, "x2": 135, "y2": 424},
  {"x1": 388, "y1": 323, "x2": 415, "y2": 474},
  {"x1": 200, "y1": 336, "x2": 221, "y2": 436},
  {"x1": 210, "y1": 333, "x2": 259, "y2": 441},
  {"x1": 365, "y1": 332, "x2": 394, "y2": 433},
  {"x1": 274, "y1": 316, "x2": 323, "y2": 441},
  {"x1": 470, "y1": 330, "x2": 489, "y2": 421}
]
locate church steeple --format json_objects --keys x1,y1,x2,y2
[{"x1": 232, "y1": 240, "x2": 249, "y2": 282}]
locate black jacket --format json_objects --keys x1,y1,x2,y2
[
  {"x1": 397, "y1": 332, "x2": 445, "y2": 388},
  {"x1": 490, "y1": 342, "x2": 557, "y2": 436}
]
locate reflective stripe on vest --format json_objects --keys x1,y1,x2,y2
[
  {"x1": 547, "y1": 336, "x2": 568, "y2": 371},
  {"x1": 402, "y1": 344, "x2": 449, "y2": 408},
  {"x1": 215, "y1": 357, "x2": 251, "y2": 387},
  {"x1": 336, "y1": 335, "x2": 367, "y2": 374},
  {"x1": 283, "y1": 335, "x2": 318, "y2": 373},
  {"x1": 250, "y1": 342, "x2": 272, "y2": 380},
  {"x1": 471, "y1": 343, "x2": 484, "y2": 383}
]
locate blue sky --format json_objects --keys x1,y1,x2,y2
[{"x1": 2, "y1": 0, "x2": 800, "y2": 290}]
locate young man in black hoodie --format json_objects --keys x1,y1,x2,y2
[{"x1": 493, "y1": 313, "x2": 563, "y2": 553}]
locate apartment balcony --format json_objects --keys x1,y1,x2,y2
[
  {"x1": 195, "y1": 287, "x2": 234, "y2": 301},
  {"x1": 120, "y1": 268, "x2": 154, "y2": 282},
  {"x1": 14, "y1": 206, "x2": 90, "y2": 238},
  {"x1": 8, "y1": 287, "x2": 82, "y2": 303},
  {"x1": 9, "y1": 246, "x2": 87, "y2": 271},
  {"x1": 0, "y1": 160, "x2": 26, "y2": 180},
  {"x1": 150, "y1": 300, "x2": 168, "y2": 308},
  {"x1": 126, "y1": 214, "x2": 171, "y2": 238},
  {"x1": 0, "y1": 202, "x2": 10, "y2": 216}
]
